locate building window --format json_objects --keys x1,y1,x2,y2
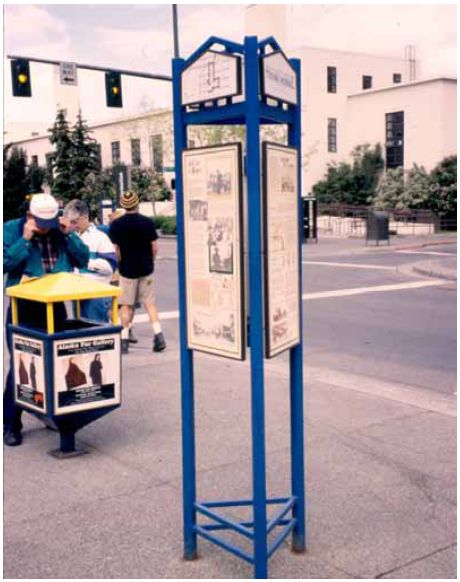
[
  {"x1": 327, "y1": 118, "x2": 337, "y2": 153},
  {"x1": 31, "y1": 155, "x2": 38, "y2": 165},
  {"x1": 362, "y1": 75, "x2": 372, "y2": 90},
  {"x1": 111, "y1": 141, "x2": 120, "y2": 164},
  {"x1": 393, "y1": 73, "x2": 402, "y2": 84},
  {"x1": 327, "y1": 66, "x2": 337, "y2": 93},
  {"x1": 385, "y1": 111, "x2": 404, "y2": 169},
  {"x1": 131, "y1": 138, "x2": 141, "y2": 166},
  {"x1": 151, "y1": 134, "x2": 163, "y2": 172}
]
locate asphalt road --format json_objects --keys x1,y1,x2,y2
[{"x1": 148, "y1": 237, "x2": 457, "y2": 396}]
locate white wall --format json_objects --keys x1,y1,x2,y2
[
  {"x1": 345, "y1": 78, "x2": 457, "y2": 172},
  {"x1": 13, "y1": 109, "x2": 175, "y2": 173},
  {"x1": 298, "y1": 46, "x2": 411, "y2": 193}
]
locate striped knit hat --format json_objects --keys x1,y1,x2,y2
[{"x1": 120, "y1": 191, "x2": 139, "y2": 210}]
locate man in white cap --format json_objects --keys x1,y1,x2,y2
[{"x1": 3, "y1": 193, "x2": 89, "y2": 446}]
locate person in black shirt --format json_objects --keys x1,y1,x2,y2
[{"x1": 109, "y1": 191, "x2": 166, "y2": 354}]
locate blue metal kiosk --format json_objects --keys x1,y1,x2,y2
[{"x1": 173, "y1": 36, "x2": 306, "y2": 578}]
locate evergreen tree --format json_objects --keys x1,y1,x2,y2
[
  {"x1": 48, "y1": 109, "x2": 73, "y2": 204},
  {"x1": 70, "y1": 111, "x2": 100, "y2": 195},
  {"x1": 3, "y1": 145, "x2": 29, "y2": 221}
]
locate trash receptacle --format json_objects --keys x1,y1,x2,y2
[
  {"x1": 366, "y1": 210, "x2": 390, "y2": 246},
  {"x1": 6, "y1": 273, "x2": 122, "y2": 457}
]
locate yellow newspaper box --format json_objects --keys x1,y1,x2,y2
[{"x1": 6, "y1": 273, "x2": 122, "y2": 457}]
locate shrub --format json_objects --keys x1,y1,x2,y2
[
  {"x1": 154, "y1": 215, "x2": 176, "y2": 235},
  {"x1": 428, "y1": 155, "x2": 457, "y2": 216},
  {"x1": 313, "y1": 143, "x2": 384, "y2": 205}
]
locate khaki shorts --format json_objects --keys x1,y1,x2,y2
[{"x1": 119, "y1": 273, "x2": 156, "y2": 306}]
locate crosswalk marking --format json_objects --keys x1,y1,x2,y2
[
  {"x1": 396, "y1": 250, "x2": 455, "y2": 256},
  {"x1": 302, "y1": 279, "x2": 448, "y2": 300},
  {"x1": 132, "y1": 279, "x2": 448, "y2": 323},
  {"x1": 303, "y1": 260, "x2": 394, "y2": 270}
]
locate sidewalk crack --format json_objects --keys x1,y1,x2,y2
[{"x1": 374, "y1": 542, "x2": 457, "y2": 578}]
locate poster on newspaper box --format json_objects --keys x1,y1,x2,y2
[
  {"x1": 263, "y1": 142, "x2": 301, "y2": 358},
  {"x1": 182, "y1": 143, "x2": 245, "y2": 359},
  {"x1": 53, "y1": 334, "x2": 121, "y2": 414},
  {"x1": 13, "y1": 334, "x2": 47, "y2": 413}
]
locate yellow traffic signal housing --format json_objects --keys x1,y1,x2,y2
[
  {"x1": 105, "y1": 71, "x2": 122, "y2": 107},
  {"x1": 11, "y1": 59, "x2": 32, "y2": 97}
]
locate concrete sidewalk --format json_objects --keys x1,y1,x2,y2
[{"x1": 3, "y1": 325, "x2": 457, "y2": 579}]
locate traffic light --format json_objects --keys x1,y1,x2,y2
[
  {"x1": 105, "y1": 71, "x2": 123, "y2": 107},
  {"x1": 11, "y1": 59, "x2": 32, "y2": 97}
]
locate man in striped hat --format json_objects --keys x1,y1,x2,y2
[{"x1": 109, "y1": 191, "x2": 166, "y2": 354}]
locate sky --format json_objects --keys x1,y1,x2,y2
[{"x1": 3, "y1": 3, "x2": 457, "y2": 139}]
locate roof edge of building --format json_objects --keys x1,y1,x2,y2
[
  {"x1": 9, "y1": 107, "x2": 173, "y2": 145},
  {"x1": 347, "y1": 76, "x2": 457, "y2": 98},
  {"x1": 294, "y1": 44, "x2": 408, "y2": 63}
]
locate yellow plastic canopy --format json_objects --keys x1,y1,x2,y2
[
  {"x1": 6, "y1": 273, "x2": 122, "y2": 302},
  {"x1": 6, "y1": 273, "x2": 122, "y2": 332}
]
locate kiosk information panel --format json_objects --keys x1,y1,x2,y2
[
  {"x1": 182, "y1": 143, "x2": 245, "y2": 360},
  {"x1": 263, "y1": 142, "x2": 301, "y2": 358},
  {"x1": 53, "y1": 333, "x2": 121, "y2": 415}
]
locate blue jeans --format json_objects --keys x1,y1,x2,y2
[{"x1": 80, "y1": 298, "x2": 111, "y2": 323}]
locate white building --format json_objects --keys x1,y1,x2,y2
[{"x1": 8, "y1": 33, "x2": 456, "y2": 198}]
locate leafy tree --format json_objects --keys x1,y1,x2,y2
[
  {"x1": 48, "y1": 109, "x2": 74, "y2": 203},
  {"x1": 3, "y1": 145, "x2": 29, "y2": 221},
  {"x1": 403, "y1": 164, "x2": 432, "y2": 209},
  {"x1": 70, "y1": 112, "x2": 100, "y2": 195},
  {"x1": 372, "y1": 167, "x2": 405, "y2": 210},
  {"x1": 79, "y1": 169, "x2": 117, "y2": 220},
  {"x1": 313, "y1": 143, "x2": 384, "y2": 205},
  {"x1": 130, "y1": 167, "x2": 172, "y2": 216},
  {"x1": 351, "y1": 143, "x2": 384, "y2": 202},
  {"x1": 313, "y1": 162, "x2": 358, "y2": 205},
  {"x1": 428, "y1": 155, "x2": 457, "y2": 216}
]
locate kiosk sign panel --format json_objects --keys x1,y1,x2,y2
[
  {"x1": 260, "y1": 51, "x2": 297, "y2": 105},
  {"x1": 13, "y1": 334, "x2": 46, "y2": 413},
  {"x1": 53, "y1": 334, "x2": 121, "y2": 414},
  {"x1": 181, "y1": 50, "x2": 242, "y2": 106},
  {"x1": 263, "y1": 142, "x2": 301, "y2": 357},
  {"x1": 182, "y1": 144, "x2": 245, "y2": 359}
]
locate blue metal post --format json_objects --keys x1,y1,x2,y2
[
  {"x1": 288, "y1": 57, "x2": 306, "y2": 553},
  {"x1": 244, "y1": 35, "x2": 268, "y2": 579},
  {"x1": 173, "y1": 57, "x2": 198, "y2": 560}
]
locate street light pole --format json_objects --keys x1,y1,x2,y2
[{"x1": 173, "y1": 4, "x2": 180, "y2": 58}]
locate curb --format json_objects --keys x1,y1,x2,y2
[
  {"x1": 391, "y1": 238, "x2": 457, "y2": 252},
  {"x1": 412, "y1": 264, "x2": 457, "y2": 281}
]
